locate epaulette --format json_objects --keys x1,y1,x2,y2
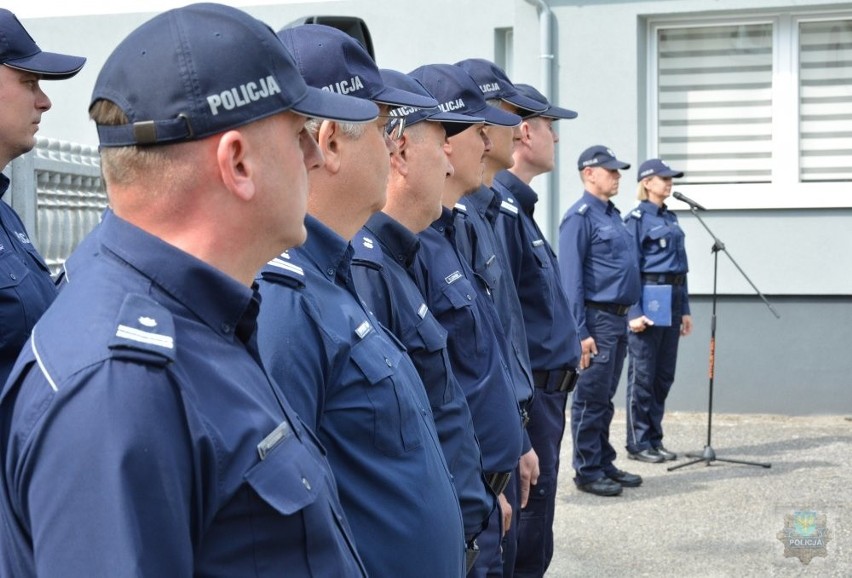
[
  {"x1": 260, "y1": 250, "x2": 306, "y2": 289},
  {"x1": 107, "y1": 293, "x2": 176, "y2": 367},
  {"x1": 576, "y1": 203, "x2": 589, "y2": 215},
  {"x1": 500, "y1": 198, "x2": 519, "y2": 217},
  {"x1": 454, "y1": 202, "x2": 468, "y2": 214},
  {"x1": 351, "y1": 233, "x2": 383, "y2": 271}
]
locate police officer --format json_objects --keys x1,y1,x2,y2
[
  {"x1": 0, "y1": 9, "x2": 84, "y2": 384},
  {"x1": 451, "y1": 66, "x2": 546, "y2": 564},
  {"x1": 625, "y1": 158, "x2": 692, "y2": 463},
  {"x1": 0, "y1": 4, "x2": 376, "y2": 576},
  {"x1": 558, "y1": 145, "x2": 642, "y2": 497},
  {"x1": 492, "y1": 84, "x2": 582, "y2": 577},
  {"x1": 257, "y1": 27, "x2": 465, "y2": 578},
  {"x1": 349, "y1": 69, "x2": 493, "y2": 573},
  {"x1": 408, "y1": 62, "x2": 524, "y2": 578}
]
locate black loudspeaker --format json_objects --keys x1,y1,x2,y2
[{"x1": 282, "y1": 16, "x2": 375, "y2": 60}]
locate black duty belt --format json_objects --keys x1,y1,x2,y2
[
  {"x1": 485, "y1": 471, "x2": 512, "y2": 496},
  {"x1": 642, "y1": 273, "x2": 686, "y2": 286},
  {"x1": 584, "y1": 300, "x2": 630, "y2": 316},
  {"x1": 533, "y1": 368, "x2": 578, "y2": 393}
]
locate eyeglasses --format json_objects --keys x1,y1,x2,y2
[{"x1": 379, "y1": 114, "x2": 406, "y2": 140}]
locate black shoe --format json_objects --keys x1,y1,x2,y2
[
  {"x1": 606, "y1": 469, "x2": 643, "y2": 488},
  {"x1": 628, "y1": 449, "x2": 665, "y2": 464},
  {"x1": 576, "y1": 477, "x2": 623, "y2": 497},
  {"x1": 654, "y1": 446, "x2": 677, "y2": 461}
]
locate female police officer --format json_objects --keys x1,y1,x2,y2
[{"x1": 624, "y1": 159, "x2": 693, "y2": 463}]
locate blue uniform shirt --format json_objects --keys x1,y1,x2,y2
[
  {"x1": 256, "y1": 215, "x2": 465, "y2": 578},
  {"x1": 414, "y1": 207, "x2": 524, "y2": 474},
  {"x1": 493, "y1": 171, "x2": 582, "y2": 371},
  {"x1": 624, "y1": 201, "x2": 691, "y2": 317},
  {"x1": 0, "y1": 211, "x2": 366, "y2": 577},
  {"x1": 455, "y1": 187, "x2": 534, "y2": 442},
  {"x1": 0, "y1": 175, "x2": 57, "y2": 385},
  {"x1": 558, "y1": 191, "x2": 641, "y2": 340},
  {"x1": 350, "y1": 211, "x2": 493, "y2": 540}
]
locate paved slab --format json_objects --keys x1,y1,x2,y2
[{"x1": 548, "y1": 411, "x2": 852, "y2": 577}]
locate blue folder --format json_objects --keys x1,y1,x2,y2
[{"x1": 642, "y1": 284, "x2": 672, "y2": 327}]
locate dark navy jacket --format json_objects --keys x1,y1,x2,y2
[
  {"x1": 350, "y1": 211, "x2": 493, "y2": 540},
  {"x1": 0, "y1": 175, "x2": 57, "y2": 385},
  {"x1": 454, "y1": 186, "x2": 534, "y2": 451},
  {"x1": 0, "y1": 211, "x2": 366, "y2": 577},
  {"x1": 558, "y1": 191, "x2": 641, "y2": 340},
  {"x1": 256, "y1": 215, "x2": 464, "y2": 578},
  {"x1": 414, "y1": 207, "x2": 523, "y2": 475},
  {"x1": 493, "y1": 171, "x2": 582, "y2": 372},
  {"x1": 624, "y1": 200, "x2": 690, "y2": 318}
]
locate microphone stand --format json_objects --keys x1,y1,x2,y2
[{"x1": 668, "y1": 205, "x2": 778, "y2": 472}]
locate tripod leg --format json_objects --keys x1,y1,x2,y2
[
  {"x1": 713, "y1": 457, "x2": 771, "y2": 469},
  {"x1": 667, "y1": 457, "x2": 708, "y2": 472}
]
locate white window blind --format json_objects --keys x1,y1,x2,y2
[
  {"x1": 657, "y1": 23, "x2": 773, "y2": 184},
  {"x1": 799, "y1": 19, "x2": 852, "y2": 182}
]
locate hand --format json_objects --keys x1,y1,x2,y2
[
  {"x1": 580, "y1": 337, "x2": 597, "y2": 370},
  {"x1": 681, "y1": 314, "x2": 693, "y2": 337},
  {"x1": 518, "y1": 448, "x2": 540, "y2": 509},
  {"x1": 497, "y1": 492, "x2": 512, "y2": 536},
  {"x1": 628, "y1": 315, "x2": 654, "y2": 333}
]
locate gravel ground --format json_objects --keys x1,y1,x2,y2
[{"x1": 548, "y1": 411, "x2": 852, "y2": 577}]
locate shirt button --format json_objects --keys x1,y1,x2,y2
[
  {"x1": 466, "y1": 294, "x2": 472, "y2": 300},
  {"x1": 221, "y1": 323, "x2": 232, "y2": 334},
  {"x1": 302, "y1": 477, "x2": 312, "y2": 491},
  {"x1": 385, "y1": 358, "x2": 393, "y2": 367},
  {"x1": 326, "y1": 268, "x2": 335, "y2": 277},
  {"x1": 9, "y1": 274, "x2": 16, "y2": 280}
]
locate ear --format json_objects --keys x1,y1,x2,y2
[
  {"x1": 390, "y1": 133, "x2": 411, "y2": 177},
  {"x1": 518, "y1": 121, "x2": 533, "y2": 145},
  {"x1": 316, "y1": 120, "x2": 342, "y2": 175},
  {"x1": 216, "y1": 130, "x2": 255, "y2": 202}
]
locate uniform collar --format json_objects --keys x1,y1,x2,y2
[
  {"x1": 465, "y1": 185, "x2": 502, "y2": 225},
  {"x1": 639, "y1": 199, "x2": 666, "y2": 215},
  {"x1": 431, "y1": 205, "x2": 456, "y2": 236},
  {"x1": 365, "y1": 211, "x2": 420, "y2": 269},
  {"x1": 301, "y1": 214, "x2": 354, "y2": 284},
  {"x1": 493, "y1": 170, "x2": 537, "y2": 212},
  {"x1": 98, "y1": 211, "x2": 255, "y2": 344},
  {"x1": 582, "y1": 190, "x2": 617, "y2": 214}
]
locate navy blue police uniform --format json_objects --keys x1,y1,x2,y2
[
  {"x1": 414, "y1": 206, "x2": 524, "y2": 578},
  {"x1": 256, "y1": 215, "x2": 465, "y2": 578},
  {"x1": 559, "y1": 191, "x2": 641, "y2": 487},
  {"x1": 624, "y1": 200, "x2": 690, "y2": 455},
  {"x1": 0, "y1": 212, "x2": 367, "y2": 577},
  {"x1": 0, "y1": 175, "x2": 57, "y2": 385},
  {"x1": 350, "y1": 211, "x2": 494, "y2": 546},
  {"x1": 453, "y1": 185, "x2": 536, "y2": 576},
  {"x1": 493, "y1": 170, "x2": 582, "y2": 576}
]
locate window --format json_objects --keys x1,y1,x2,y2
[{"x1": 648, "y1": 10, "x2": 852, "y2": 209}]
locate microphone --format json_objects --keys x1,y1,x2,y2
[{"x1": 672, "y1": 191, "x2": 707, "y2": 211}]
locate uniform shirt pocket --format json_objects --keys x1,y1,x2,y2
[
  {"x1": 351, "y1": 333, "x2": 422, "y2": 457},
  {"x1": 245, "y1": 426, "x2": 323, "y2": 516}
]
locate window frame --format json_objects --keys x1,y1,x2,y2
[{"x1": 647, "y1": 8, "x2": 852, "y2": 210}]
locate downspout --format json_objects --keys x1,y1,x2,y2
[{"x1": 523, "y1": 0, "x2": 559, "y2": 242}]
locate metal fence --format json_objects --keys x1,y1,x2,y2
[{"x1": 7, "y1": 137, "x2": 107, "y2": 275}]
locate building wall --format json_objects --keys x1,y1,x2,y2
[{"x1": 19, "y1": 0, "x2": 852, "y2": 415}]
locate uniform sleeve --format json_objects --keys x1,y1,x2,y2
[
  {"x1": 7, "y1": 361, "x2": 196, "y2": 577},
  {"x1": 558, "y1": 214, "x2": 590, "y2": 340},
  {"x1": 351, "y1": 265, "x2": 394, "y2": 333},
  {"x1": 625, "y1": 216, "x2": 645, "y2": 319},
  {"x1": 256, "y1": 284, "x2": 330, "y2": 432}
]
